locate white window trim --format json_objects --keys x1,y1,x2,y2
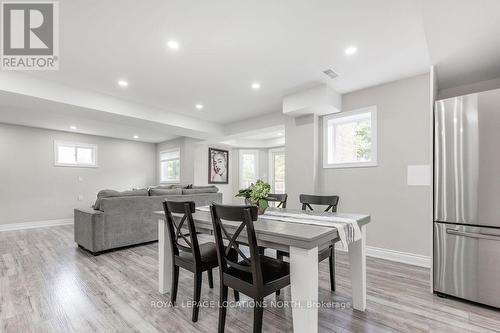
[
  {"x1": 322, "y1": 106, "x2": 378, "y2": 169},
  {"x1": 268, "y1": 147, "x2": 285, "y2": 193},
  {"x1": 159, "y1": 147, "x2": 181, "y2": 184},
  {"x1": 239, "y1": 149, "x2": 259, "y2": 189},
  {"x1": 54, "y1": 140, "x2": 98, "y2": 168}
]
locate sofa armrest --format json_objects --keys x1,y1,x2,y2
[{"x1": 74, "y1": 208, "x2": 104, "y2": 253}]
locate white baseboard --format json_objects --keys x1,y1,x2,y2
[
  {"x1": 0, "y1": 218, "x2": 73, "y2": 232},
  {"x1": 336, "y1": 244, "x2": 431, "y2": 268},
  {"x1": 365, "y1": 246, "x2": 431, "y2": 268}
]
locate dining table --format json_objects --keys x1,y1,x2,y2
[{"x1": 155, "y1": 207, "x2": 370, "y2": 333}]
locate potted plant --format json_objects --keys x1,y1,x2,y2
[{"x1": 235, "y1": 179, "x2": 271, "y2": 215}]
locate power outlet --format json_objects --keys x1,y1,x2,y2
[{"x1": 78, "y1": 195, "x2": 84, "y2": 201}]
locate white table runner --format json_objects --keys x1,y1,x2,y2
[
  {"x1": 196, "y1": 206, "x2": 361, "y2": 249},
  {"x1": 260, "y1": 209, "x2": 361, "y2": 249}
]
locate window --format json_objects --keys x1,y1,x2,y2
[
  {"x1": 323, "y1": 106, "x2": 377, "y2": 168},
  {"x1": 239, "y1": 150, "x2": 259, "y2": 188},
  {"x1": 269, "y1": 148, "x2": 285, "y2": 194},
  {"x1": 54, "y1": 141, "x2": 97, "y2": 167},
  {"x1": 160, "y1": 148, "x2": 180, "y2": 183}
]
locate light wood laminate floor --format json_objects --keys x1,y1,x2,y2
[{"x1": 1, "y1": 225, "x2": 499, "y2": 333}]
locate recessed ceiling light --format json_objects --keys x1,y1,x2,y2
[
  {"x1": 133, "y1": 135, "x2": 139, "y2": 139},
  {"x1": 277, "y1": 132, "x2": 283, "y2": 136},
  {"x1": 117, "y1": 80, "x2": 128, "y2": 87},
  {"x1": 251, "y1": 82, "x2": 261, "y2": 90},
  {"x1": 344, "y1": 46, "x2": 358, "y2": 55},
  {"x1": 167, "y1": 40, "x2": 180, "y2": 50},
  {"x1": 70, "y1": 125, "x2": 77, "y2": 130},
  {"x1": 195, "y1": 104, "x2": 204, "y2": 110}
]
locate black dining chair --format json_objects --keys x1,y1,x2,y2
[
  {"x1": 276, "y1": 194, "x2": 340, "y2": 294},
  {"x1": 162, "y1": 200, "x2": 219, "y2": 322},
  {"x1": 267, "y1": 193, "x2": 288, "y2": 208},
  {"x1": 210, "y1": 204, "x2": 290, "y2": 333},
  {"x1": 300, "y1": 194, "x2": 339, "y2": 213}
]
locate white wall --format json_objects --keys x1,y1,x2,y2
[
  {"x1": 156, "y1": 137, "x2": 196, "y2": 185},
  {"x1": 318, "y1": 73, "x2": 432, "y2": 256},
  {"x1": 285, "y1": 114, "x2": 319, "y2": 209},
  {"x1": 192, "y1": 143, "x2": 236, "y2": 204},
  {"x1": 156, "y1": 138, "x2": 237, "y2": 204},
  {"x1": 0, "y1": 123, "x2": 156, "y2": 225}
]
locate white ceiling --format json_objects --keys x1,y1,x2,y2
[
  {"x1": 2, "y1": 0, "x2": 500, "y2": 142},
  {"x1": 0, "y1": 92, "x2": 179, "y2": 143},
  {"x1": 241, "y1": 131, "x2": 285, "y2": 141},
  {"x1": 220, "y1": 126, "x2": 285, "y2": 148},
  {"x1": 415, "y1": 0, "x2": 500, "y2": 89},
  {"x1": 26, "y1": 0, "x2": 431, "y2": 124}
]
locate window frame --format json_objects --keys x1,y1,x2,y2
[
  {"x1": 268, "y1": 147, "x2": 285, "y2": 194},
  {"x1": 322, "y1": 106, "x2": 378, "y2": 169},
  {"x1": 54, "y1": 140, "x2": 98, "y2": 168},
  {"x1": 159, "y1": 147, "x2": 181, "y2": 184},
  {"x1": 238, "y1": 149, "x2": 259, "y2": 189}
]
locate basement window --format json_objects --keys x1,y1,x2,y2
[
  {"x1": 239, "y1": 150, "x2": 259, "y2": 188},
  {"x1": 160, "y1": 148, "x2": 180, "y2": 183},
  {"x1": 54, "y1": 141, "x2": 98, "y2": 167},
  {"x1": 323, "y1": 106, "x2": 377, "y2": 168}
]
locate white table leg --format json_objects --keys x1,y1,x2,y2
[
  {"x1": 290, "y1": 246, "x2": 318, "y2": 333},
  {"x1": 158, "y1": 218, "x2": 172, "y2": 294},
  {"x1": 348, "y1": 225, "x2": 366, "y2": 311}
]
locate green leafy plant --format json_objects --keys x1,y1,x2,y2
[{"x1": 235, "y1": 179, "x2": 271, "y2": 210}]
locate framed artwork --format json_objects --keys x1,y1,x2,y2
[{"x1": 208, "y1": 148, "x2": 229, "y2": 184}]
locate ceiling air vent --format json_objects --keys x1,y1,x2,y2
[{"x1": 322, "y1": 69, "x2": 339, "y2": 79}]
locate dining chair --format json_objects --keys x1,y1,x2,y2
[
  {"x1": 162, "y1": 200, "x2": 219, "y2": 322},
  {"x1": 300, "y1": 194, "x2": 339, "y2": 213},
  {"x1": 266, "y1": 193, "x2": 288, "y2": 208},
  {"x1": 276, "y1": 194, "x2": 340, "y2": 294},
  {"x1": 210, "y1": 203, "x2": 290, "y2": 333}
]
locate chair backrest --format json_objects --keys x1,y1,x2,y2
[
  {"x1": 210, "y1": 204, "x2": 262, "y2": 285},
  {"x1": 162, "y1": 200, "x2": 202, "y2": 263},
  {"x1": 267, "y1": 193, "x2": 288, "y2": 208},
  {"x1": 299, "y1": 194, "x2": 339, "y2": 212}
]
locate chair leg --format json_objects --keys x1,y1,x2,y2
[
  {"x1": 208, "y1": 269, "x2": 214, "y2": 289},
  {"x1": 171, "y1": 265, "x2": 179, "y2": 305},
  {"x1": 218, "y1": 285, "x2": 228, "y2": 333},
  {"x1": 233, "y1": 290, "x2": 240, "y2": 302},
  {"x1": 275, "y1": 251, "x2": 283, "y2": 296},
  {"x1": 329, "y1": 248, "x2": 336, "y2": 292},
  {"x1": 192, "y1": 271, "x2": 202, "y2": 322},
  {"x1": 253, "y1": 298, "x2": 264, "y2": 333}
]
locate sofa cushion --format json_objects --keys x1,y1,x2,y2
[
  {"x1": 151, "y1": 184, "x2": 184, "y2": 189},
  {"x1": 182, "y1": 186, "x2": 219, "y2": 195},
  {"x1": 192, "y1": 185, "x2": 219, "y2": 190},
  {"x1": 152, "y1": 185, "x2": 173, "y2": 190},
  {"x1": 149, "y1": 188, "x2": 183, "y2": 196},
  {"x1": 93, "y1": 189, "x2": 148, "y2": 210}
]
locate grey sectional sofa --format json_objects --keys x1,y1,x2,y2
[{"x1": 74, "y1": 186, "x2": 222, "y2": 254}]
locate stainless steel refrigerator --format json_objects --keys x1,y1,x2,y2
[{"x1": 434, "y1": 88, "x2": 500, "y2": 307}]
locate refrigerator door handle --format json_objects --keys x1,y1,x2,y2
[{"x1": 446, "y1": 228, "x2": 500, "y2": 241}]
